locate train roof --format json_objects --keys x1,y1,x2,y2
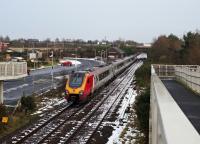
[
  {"x1": 73, "y1": 70, "x2": 94, "y2": 74},
  {"x1": 112, "y1": 55, "x2": 134, "y2": 64},
  {"x1": 72, "y1": 55, "x2": 136, "y2": 75},
  {"x1": 72, "y1": 71, "x2": 87, "y2": 74}
]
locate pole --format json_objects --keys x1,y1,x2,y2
[
  {"x1": 47, "y1": 43, "x2": 48, "y2": 61},
  {"x1": 94, "y1": 48, "x2": 96, "y2": 58},
  {"x1": 51, "y1": 51, "x2": 54, "y2": 89},
  {"x1": 34, "y1": 60, "x2": 35, "y2": 70},
  {"x1": 32, "y1": 59, "x2": 36, "y2": 93},
  {"x1": 76, "y1": 47, "x2": 77, "y2": 71},
  {"x1": 0, "y1": 81, "x2": 3, "y2": 104},
  {"x1": 101, "y1": 51, "x2": 102, "y2": 64},
  {"x1": 101, "y1": 50, "x2": 104, "y2": 64},
  {"x1": 106, "y1": 47, "x2": 108, "y2": 63}
]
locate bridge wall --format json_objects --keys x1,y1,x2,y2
[{"x1": 150, "y1": 65, "x2": 200, "y2": 144}]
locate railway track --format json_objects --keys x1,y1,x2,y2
[
  {"x1": 8, "y1": 61, "x2": 142, "y2": 144},
  {"x1": 40, "y1": 61, "x2": 142, "y2": 144},
  {"x1": 62, "y1": 62, "x2": 142, "y2": 144},
  {"x1": 10, "y1": 102, "x2": 74, "y2": 144}
]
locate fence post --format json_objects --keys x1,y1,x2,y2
[{"x1": 0, "y1": 80, "x2": 3, "y2": 104}]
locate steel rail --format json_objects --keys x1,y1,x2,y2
[
  {"x1": 11, "y1": 102, "x2": 73, "y2": 144},
  {"x1": 57, "y1": 62, "x2": 142, "y2": 144}
]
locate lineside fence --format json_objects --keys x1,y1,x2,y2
[
  {"x1": 0, "y1": 62, "x2": 27, "y2": 104},
  {"x1": 0, "y1": 62, "x2": 27, "y2": 80}
]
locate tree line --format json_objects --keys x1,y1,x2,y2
[{"x1": 150, "y1": 31, "x2": 200, "y2": 65}]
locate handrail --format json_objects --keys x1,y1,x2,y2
[{"x1": 175, "y1": 66, "x2": 200, "y2": 94}]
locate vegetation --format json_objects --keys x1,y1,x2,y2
[
  {"x1": 20, "y1": 96, "x2": 36, "y2": 114},
  {"x1": 134, "y1": 89, "x2": 150, "y2": 140},
  {"x1": 120, "y1": 46, "x2": 137, "y2": 55},
  {"x1": 0, "y1": 104, "x2": 35, "y2": 138},
  {"x1": 0, "y1": 105, "x2": 7, "y2": 132},
  {"x1": 0, "y1": 108, "x2": 38, "y2": 139},
  {"x1": 135, "y1": 62, "x2": 151, "y2": 87},
  {"x1": 151, "y1": 31, "x2": 200, "y2": 65},
  {"x1": 0, "y1": 82, "x2": 66, "y2": 139},
  {"x1": 134, "y1": 62, "x2": 150, "y2": 144}
]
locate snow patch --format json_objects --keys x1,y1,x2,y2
[
  {"x1": 32, "y1": 98, "x2": 66, "y2": 116},
  {"x1": 106, "y1": 85, "x2": 138, "y2": 144}
]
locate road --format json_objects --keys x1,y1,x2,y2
[{"x1": 4, "y1": 59, "x2": 101, "y2": 105}]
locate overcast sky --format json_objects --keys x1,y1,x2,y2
[{"x1": 0, "y1": 0, "x2": 199, "y2": 42}]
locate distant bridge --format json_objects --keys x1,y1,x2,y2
[{"x1": 150, "y1": 64, "x2": 200, "y2": 144}]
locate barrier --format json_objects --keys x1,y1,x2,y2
[
  {"x1": 150, "y1": 65, "x2": 200, "y2": 144},
  {"x1": 175, "y1": 66, "x2": 200, "y2": 94},
  {"x1": 0, "y1": 62, "x2": 27, "y2": 104},
  {"x1": 0, "y1": 62, "x2": 27, "y2": 80}
]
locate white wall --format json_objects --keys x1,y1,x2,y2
[{"x1": 150, "y1": 65, "x2": 200, "y2": 144}]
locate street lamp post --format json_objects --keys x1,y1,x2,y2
[
  {"x1": 101, "y1": 50, "x2": 104, "y2": 64},
  {"x1": 76, "y1": 47, "x2": 78, "y2": 71},
  {"x1": 33, "y1": 59, "x2": 35, "y2": 93},
  {"x1": 51, "y1": 51, "x2": 54, "y2": 89}
]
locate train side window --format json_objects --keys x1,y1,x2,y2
[
  {"x1": 99, "y1": 70, "x2": 109, "y2": 81},
  {"x1": 94, "y1": 75, "x2": 98, "y2": 83}
]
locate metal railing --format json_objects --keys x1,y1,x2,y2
[
  {"x1": 175, "y1": 65, "x2": 200, "y2": 94},
  {"x1": 153, "y1": 64, "x2": 200, "y2": 94},
  {"x1": 0, "y1": 62, "x2": 27, "y2": 80},
  {"x1": 152, "y1": 64, "x2": 175, "y2": 78},
  {"x1": 150, "y1": 65, "x2": 200, "y2": 144}
]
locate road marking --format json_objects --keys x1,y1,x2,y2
[
  {"x1": 34, "y1": 79, "x2": 50, "y2": 84},
  {"x1": 4, "y1": 84, "x2": 29, "y2": 93}
]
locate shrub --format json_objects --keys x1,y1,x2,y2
[
  {"x1": 0, "y1": 104, "x2": 7, "y2": 131},
  {"x1": 135, "y1": 62, "x2": 151, "y2": 87},
  {"x1": 134, "y1": 89, "x2": 150, "y2": 144},
  {"x1": 20, "y1": 96, "x2": 36, "y2": 114}
]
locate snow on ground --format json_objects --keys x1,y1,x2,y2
[
  {"x1": 106, "y1": 84, "x2": 138, "y2": 144},
  {"x1": 32, "y1": 97, "x2": 67, "y2": 116}
]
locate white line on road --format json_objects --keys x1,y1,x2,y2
[{"x1": 4, "y1": 84, "x2": 29, "y2": 93}]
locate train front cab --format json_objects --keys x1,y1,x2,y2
[{"x1": 65, "y1": 71, "x2": 94, "y2": 103}]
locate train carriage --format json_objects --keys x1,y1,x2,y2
[
  {"x1": 65, "y1": 71, "x2": 94, "y2": 102},
  {"x1": 65, "y1": 54, "x2": 138, "y2": 103},
  {"x1": 91, "y1": 65, "x2": 114, "y2": 91}
]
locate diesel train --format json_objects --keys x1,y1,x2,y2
[{"x1": 65, "y1": 54, "x2": 139, "y2": 103}]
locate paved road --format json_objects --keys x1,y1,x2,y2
[
  {"x1": 4, "y1": 59, "x2": 101, "y2": 105},
  {"x1": 162, "y1": 80, "x2": 200, "y2": 134}
]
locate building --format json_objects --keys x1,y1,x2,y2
[
  {"x1": 136, "y1": 43, "x2": 151, "y2": 49},
  {"x1": 0, "y1": 42, "x2": 9, "y2": 52},
  {"x1": 108, "y1": 47, "x2": 125, "y2": 59}
]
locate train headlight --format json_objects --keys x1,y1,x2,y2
[
  {"x1": 79, "y1": 90, "x2": 84, "y2": 96},
  {"x1": 65, "y1": 90, "x2": 69, "y2": 96}
]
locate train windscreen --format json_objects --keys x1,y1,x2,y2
[{"x1": 69, "y1": 73, "x2": 85, "y2": 88}]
